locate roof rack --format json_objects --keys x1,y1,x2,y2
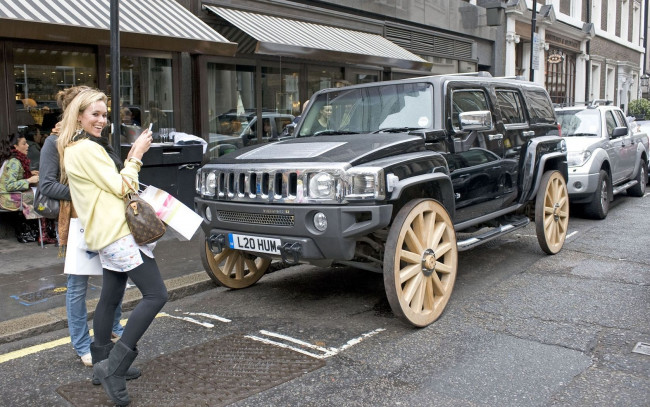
[
  {"x1": 444, "y1": 71, "x2": 493, "y2": 77},
  {"x1": 493, "y1": 75, "x2": 527, "y2": 81},
  {"x1": 588, "y1": 99, "x2": 613, "y2": 107}
]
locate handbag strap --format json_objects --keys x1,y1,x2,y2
[{"x1": 121, "y1": 176, "x2": 138, "y2": 199}]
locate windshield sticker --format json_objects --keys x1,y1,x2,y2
[
  {"x1": 418, "y1": 117, "x2": 429, "y2": 127},
  {"x1": 237, "y1": 142, "x2": 347, "y2": 159}
]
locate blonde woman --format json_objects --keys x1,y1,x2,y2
[{"x1": 58, "y1": 88, "x2": 167, "y2": 406}]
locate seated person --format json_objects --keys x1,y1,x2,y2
[
  {"x1": 0, "y1": 135, "x2": 54, "y2": 243},
  {"x1": 121, "y1": 107, "x2": 140, "y2": 126}
]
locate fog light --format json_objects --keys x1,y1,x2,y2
[
  {"x1": 313, "y1": 212, "x2": 327, "y2": 232},
  {"x1": 573, "y1": 181, "x2": 582, "y2": 189},
  {"x1": 205, "y1": 206, "x2": 212, "y2": 222}
]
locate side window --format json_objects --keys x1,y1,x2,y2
[
  {"x1": 451, "y1": 89, "x2": 490, "y2": 128},
  {"x1": 275, "y1": 117, "x2": 293, "y2": 134},
  {"x1": 605, "y1": 111, "x2": 617, "y2": 137},
  {"x1": 525, "y1": 90, "x2": 555, "y2": 124},
  {"x1": 496, "y1": 90, "x2": 526, "y2": 124},
  {"x1": 613, "y1": 110, "x2": 628, "y2": 128}
]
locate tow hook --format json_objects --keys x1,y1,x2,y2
[
  {"x1": 207, "y1": 234, "x2": 227, "y2": 254},
  {"x1": 280, "y1": 242, "x2": 302, "y2": 264}
]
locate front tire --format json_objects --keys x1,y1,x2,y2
[
  {"x1": 583, "y1": 169, "x2": 609, "y2": 219},
  {"x1": 535, "y1": 170, "x2": 569, "y2": 254},
  {"x1": 201, "y1": 242, "x2": 270, "y2": 289},
  {"x1": 383, "y1": 199, "x2": 458, "y2": 327}
]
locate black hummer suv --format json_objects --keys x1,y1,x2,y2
[{"x1": 195, "y1": 73, "x2": 568, "y2": 327}]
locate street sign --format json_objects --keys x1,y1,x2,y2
[{"x1": 531, "y1": 33, "x2": 539, "y2": 69}]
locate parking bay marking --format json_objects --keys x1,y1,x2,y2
[
  {"x1": 246, "y1": 328, "x2": 386, "y2": 359},
  {"x1": 160, "y1": 312, "x2": 386, "y2": 359}
]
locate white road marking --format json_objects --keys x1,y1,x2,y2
[
  {"x1": 183, "y1": 312, "x2": 231, "y2": 323},
  {"x1": 246, "y1": 328, "x2": 386, "y2": 359},
  {"x1": 566, "y1": 231, "x2": 578, "y2": 239},
  {"x1": 158, "y1": 312, "x2": 214, "y2": 328}
]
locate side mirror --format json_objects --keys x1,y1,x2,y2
[
  {"x1": 611, "y1": 126, "x2": 627, "y2": 138},
  {"x1": 459, "y1": 110, "x2": 492, "y2": 131}
]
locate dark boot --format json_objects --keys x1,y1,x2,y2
[
  {"x1": 93, "y1": 340, "x2": 138, "y2": 406},
  {"x1": 90, "y1": 342, "x2": 141, "y2": 385}
]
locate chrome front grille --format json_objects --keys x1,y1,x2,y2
[
  {"x1": 216, "y1": 210, "x2": 295, "y2": 226},
  {"x1": 216, "y1": 169, "x2": 299, "y2": 201}
]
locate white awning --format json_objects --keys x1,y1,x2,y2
[
  {"x1": 204, "y1": 6, "x2": 432, "y2": 71},
  {"x1": 0, "y1": 0, "x2": 236, "y2": 55}
]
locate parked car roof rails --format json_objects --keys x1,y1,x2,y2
[
  {"x1": 588, "y1": 99, "x2": 613, "y2": 107},
  {"x1": 493, "y1": 75, "x2": 527, "y2": 81},
  {"x1": 443, "y1": 71, "x2": 493, "y2": 77}
]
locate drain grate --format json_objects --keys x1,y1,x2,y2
[
  {"x1": 57, "y1": 334, "x2": 325, "y2": 406},
  {"x1": 11, "y1": 285, "x2": 70, "y2": 306}
]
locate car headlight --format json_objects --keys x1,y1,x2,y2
[
  {"x1": 346, "y1": 168, "x2": 385, "y2": 200},
  {"x1": 308, "y1": 172, "x2": 337, "y2": 199},
  {"x1": 567, "y1": 150, "x2": 592, "y2": 167},
  {"x1": 202, "y1": 171, "x2": 217, "y2": 196}
]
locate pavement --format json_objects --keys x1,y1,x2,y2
[{"x1": 0, "y1": 228, "x2": 215, "y2": 344}]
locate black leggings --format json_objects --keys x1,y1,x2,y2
[{"x1": 93, "y1": 254, "x2": 168, "y2": 349}]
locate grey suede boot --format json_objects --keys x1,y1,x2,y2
[
  {"x1": 90, "y1": 342, "x2": 141, "y2": 385},
  {"x1": 93, "y1": 340, "x2": 138, "y2": 406}
]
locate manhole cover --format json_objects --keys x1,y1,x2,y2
[{"x1": 57, "y1": 334, "x2": 325, "y2": 406}]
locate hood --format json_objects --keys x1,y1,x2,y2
[
  {"x1": 562, "y1": 136, "x2": 603, "y2": 152},
  {"x1": 215, "y1": 133, "x2": 426, "y2": 166}
]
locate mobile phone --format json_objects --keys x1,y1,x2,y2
[{"x1": 148, "y1": 123, "x2": 153, "y2": 132}]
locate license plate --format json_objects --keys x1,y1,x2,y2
[{"x1": 228, "y1": 233, "x2": 281, "y2": 255}]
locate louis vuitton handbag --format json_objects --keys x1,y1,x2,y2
[{"x1": 122, "y1": 176, "x2": 166, "y2": 245}]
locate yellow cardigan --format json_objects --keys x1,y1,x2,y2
[{"x1": 64, "y1": 139, "x2": 141, "y2": 251}]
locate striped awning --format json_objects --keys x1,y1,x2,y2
[
  {"x1": 0, "y1": 0, "x2": 236, "y2": 56},
  {"x1": 204, "y1": 6, "x2": 432, "y2": 71}
]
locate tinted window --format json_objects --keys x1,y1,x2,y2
[
  {"x1": 496, "y1": 90, "x2": 526, "y2": 124},
  {"x1": 525, "y1": 90, "x2": 555, "y2": 124},
  {"x1": 451, "y1": 89, "x2": 490, "y2": 128}
]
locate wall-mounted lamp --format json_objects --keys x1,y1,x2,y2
[{"x1": 640, "y1": 74, "x2": 650, "y2": 89}]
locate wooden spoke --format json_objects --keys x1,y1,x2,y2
[
  {"x1": 201, "y1": 244, "x2": 271, "y2": 289},
  {"x1": 384, "y1": 199, "x2": 458, "y2": 327}
]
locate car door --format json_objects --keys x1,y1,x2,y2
[
  {"x1": 604, "y1": 110, "x2": 626, "y2": 183},
  {"x1": 447, "y1": 86, "x2": 503, "y2": 222},
  {"x1": 613, "y1": 109, "x2": 636, "y2": 180}
]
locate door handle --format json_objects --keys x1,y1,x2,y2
[
  {"x1": 522, "y1": 130, "x2": 535, "y2": 137},
  {"x1": 488, "y1": 133, "x2": 503, "y2": 141}
]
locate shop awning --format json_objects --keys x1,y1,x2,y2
[
  {"x1": 0, "y1": 0, "x2": 236, "y2": 56},
  {"x1": 204, "y1": 6, "x2": 432, "y2": 71}
]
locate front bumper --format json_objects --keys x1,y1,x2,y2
[
  {"x1": 195, "y1": 198, "x2": 393, "y2": 261},
  {"x1": 567, "y1": 166, "x2": 599, "y2": 199}
]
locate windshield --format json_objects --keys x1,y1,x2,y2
[
  {"x1": 556, "y1": 109, "x2": 601, "y2": 137},
  {"x1": 298, "y1": 82, "x2": 433, "y2": 137}
]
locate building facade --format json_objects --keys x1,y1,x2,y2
[
  {"x1": 0, "y1": 0, "x2": 646, "y2": 155},
  {"x1": 500, "y1": 0, "x2": 646, "y2": 109}
]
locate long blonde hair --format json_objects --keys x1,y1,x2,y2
[{"x1": 57, "y1": 88, "x2": 108, "y2": 185}]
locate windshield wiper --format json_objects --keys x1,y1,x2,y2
[
  {"x1": 566, "y1": 133, "x2": 598, "y2": 137},
  {"x1": 373, "y1": 127, "x2": 424, "y2": 134},
  {"x1": 313, "y1": 130, "x2": 360, "y2": 136}
]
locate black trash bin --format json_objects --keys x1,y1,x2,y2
[{"x1": 121, "y1": 143, "x2": 202, "y2": 208}]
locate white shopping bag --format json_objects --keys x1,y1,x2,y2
[
  {"x1": 139, "y1": 185, "x2": 203, "y2": 240},
  {"x1": 64, "y1": 218, "x2": 103, "y2": 275}
]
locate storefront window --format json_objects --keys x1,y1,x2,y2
[
  {"x1": 106, "y1": 55, "x2": 174, "y2": 143},
  {"x1": 13, "y1": 46, "x2": 97, "y2": 135},
  {"x1": 308, "y1": 66, "x2": 344, "y2": 99},
  {"x1": 205, "y1": 63, "x2": 255, "y2": 159}
]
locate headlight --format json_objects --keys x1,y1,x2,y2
[
  {"x1": 203, "y1": 171, "x2": 217, "y2": 196},
  {"x1": 308, "y1": 172, "x2": 336, "y2": 199},
  {"x1": 567, "y1": 150, "x2": 592, "y2": 167},
  {"x1": 345, "y1": 168, "x2": 385, "y2": 200}
]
